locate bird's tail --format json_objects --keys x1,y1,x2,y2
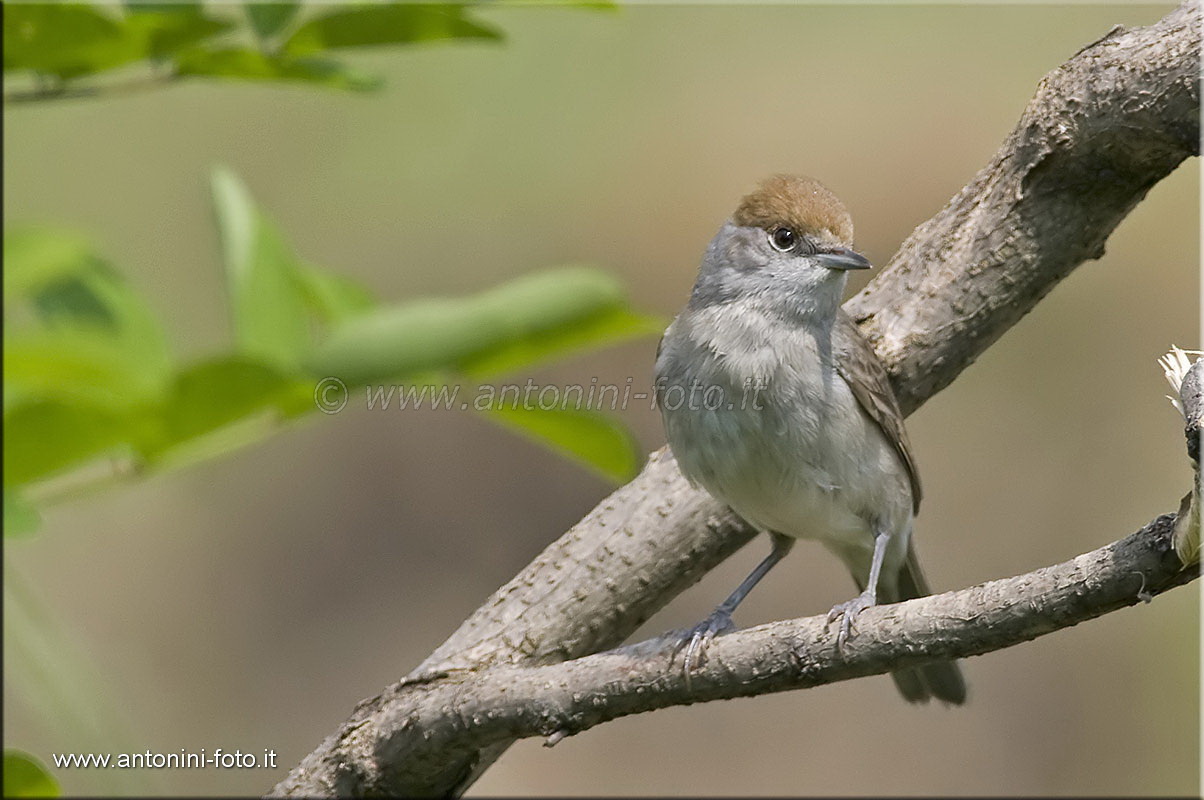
[{"x1": 881, "y1": 541, "x2": 966, "y2": 705}]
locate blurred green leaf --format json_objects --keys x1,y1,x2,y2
[
  {"x1": 481, "y1": 404, "x2": 641, "y2": 483},
  {"x1": 4, "y1": 491, "x2": 42, "y2": 539},
  {"x1": 308, "y1": 266, "x2": 657, "y2": 384},
  {"x1": 473, "y1": 265, "x2": 628, "y2": 332},
  {"x1": 4, "y1": 329, "x2": 162, "y2": 410},
  {"x1": 32, "y1": 266, "x2": 172, "y2": 386},
  {"x1": 2, "y1": 750, "x2": 59, "y2": 798},
  {"x1": 295, "y1": 263, "x2": 377, "y2": 325},
  {"x1": 282, "y1": 3, "x2": 502, "y2": 57},
  {"x1": 246, "y1": 2, "x2": 301, "y2": 42},
  {"x1": 4, "y1": 229, "x2": 173, "y2": 405},
  {"x1": 3, "y1": 228, "x2": 95, "y2": 301},
  {"x1": 210, "y1": 167, "x2": 313, "y2": 373},
  {"x1": 5, "y1": 228, "x2": 170, "y2": 364},
  {"x1": 3, "y1": 400, "x2": 133, "y2": 487},
  {"x1": 461, "y1": 305, "x2": 663, "y2": 378},
  {"x1": 459, "y1": 266, "x2": 664, "y2": 377},
  {"x1": 4, "y1": 382, "x2": 29, "y2": 416},
  {"x1": 3, "y1": 5, "x2": 145, "y2": 80},
  {"x1": 148, "y1": 407, "x2": 284, "y2": 472},
  {"x1": 308, "y1": 297, "x2": 498, "y2": 384},
  {"x1": 148, "y1": 356, "x2": 297, "y2": 461},
  {"x1": 176, "y1": 47, "x2": 380, "y2": 90},
  {"x1": 492, "y1": 0, "x2": 618, "y2": 7},
  {"x1": 4, "y1": 0, "x2": 519, "y2": 95},
  {"x1": 123, "y1": 0, "x2": 187, "y2": 11},
  {"x1": 3, "y1": 3, "x2": 230, "y2": 81},
  {"x1": 31, "y1": 276, "x2": 111, "y2": 328},
  {"x1": 123, "y1": 7, "x2": 233, "y2": 61}
]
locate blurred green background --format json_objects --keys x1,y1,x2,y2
[{"x1": 4, "y1": 3, "x2": 1199, "y2": 796}]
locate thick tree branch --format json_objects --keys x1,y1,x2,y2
[
  {"x1": 363, "y1": 514, "x2": 1197, "y2": 773},
  {"x1": 845, "y1": 2, "x2": 1201, "y2": 414},
  {"x1": 272, "y1": 3, "x2": 1201, "y2": 796}
]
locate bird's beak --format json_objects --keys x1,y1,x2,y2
[{"x1": 815, "y1": 248, "x2": 872, "y2": 271}]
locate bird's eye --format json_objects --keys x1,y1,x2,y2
[{"x1": 769, "y1": 227, "x2": 796, "y2": 252}]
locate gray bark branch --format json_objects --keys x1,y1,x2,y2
[
  {"x1": 344, "y1": 513, "x2": 1197, "y2": 785},
  {"x1": 844, "y1": 1, "x2": 1202, "y2": 415},
  {"x1": 272, "y1": 3, "x2": 1201, "y2": 796}
]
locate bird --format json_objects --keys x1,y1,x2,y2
[{"x1": 653, "y1": 174, "x2": 965, "y2": 704}]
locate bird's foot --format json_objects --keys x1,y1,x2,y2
[
  {"x1": 827, "y1": 590, "x2": 876, "y2": 650},
  {"x1": 672, "y1": 609, "x2": 736, "y2": 687}
]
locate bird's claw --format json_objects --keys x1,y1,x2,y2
[
  {"x1": 672, "y1": 609, "x2": 735, "y2": 688},
  {"x1": 827, "y1": 592, "x2": 876, "y2": 650}
]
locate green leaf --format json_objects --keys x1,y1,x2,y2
[
  {"x1": 34, "y1": 267, "x2": 172, "y2": 386},
  {"x1": 5, "y1": 228, "x2": 172, "y2": 376},
  {"x1": 2, "y1": 227, "x2": 93, "y2": 303},
  {"x1": 295, "y1": 263, "x2": 377, "y2": 325},
  {"x1": 176, "y1": 47, "x2": 380, "y2": 90},
  {"x1": 3, "y1": 382, "x2": 29, "y2": 416},
  {"x1": 282, "y1": 3, "x2": 502, "y2": 57},
  {"x1": 210, "y1": 167, "x2": 313, "y2": 373},
  {"x1": 123, "y1": 7, "x2": 233, "y2": 61},
  {"x1": 123, "y1": 0, "x2": 187, "y2": 10},
  {"x1": 3, "y1": 400, "x2": 133, "y2": 487},
  {"x1": 481, "y1": 404, "x2": 641, "y2": 483},
  {"x1": 460, "y1": 305, "x2": 663, "y2": 378},
  {"x1": 492, "y1": 0, "x2": 618, "y2": 8},
  {"x1": 4, "y1": 329, "x2": 162, "y2": 410},
  {"x1": 4, "y1": 231, "x2": 173, "y2": 406},
  {"x1": 472, "y1": 265, "x2": 629, "y2": 333},
  {"x1": 307, "y1": 266, "x2": 659, "y2": 384},
  {"x1": 2, "y1": 3, "x2": 230, "y2": 80},
  {"x1": 3, "y1": 5, "x2": 146, "y2": 80},
  {"x1": 307, "y1": 297, "x2": 501, "y2": 384},
  {"x1": 459, "y1": 266, "x2": 664, "y2": 377},
  {"x1": 4, "y1": 490, "x2": 42, "y2": 539},
  {"x1": 2, "y1": 750, "x2": 59, "y2": 798},
  {"x1": 3, "y1": 228, "x2": 95, "y2": 302},
  {"x1": 246, "y1": 2, "x2": 300, "y2": 41},
  {"x1": 31, "y1": 275, "x2": 112, "y2": 328},
  {"x1": 147, "y1": 356, "x2": 297, "y2": 461}
]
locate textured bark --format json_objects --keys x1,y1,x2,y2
[
  {"x1": 272, "y1": 3, "x2": 1201, "y2": 796},
  {"x1": 310, "y1": 513, "x2": 1196, "y2": 793},
  {"x1": 845, "y1": 2, "x2": 1201, "y2": 414}
]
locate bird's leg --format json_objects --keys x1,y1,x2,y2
[
  {"x1": 675, "y1": 533, "x2": 794, "y2": 682},
  {"x1": 827, "y1": 527, "x2": 891, "y2": 649}
]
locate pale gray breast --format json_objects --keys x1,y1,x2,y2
[{"x1": 656, "y1": 306, "x2": 913, "y2": 540}]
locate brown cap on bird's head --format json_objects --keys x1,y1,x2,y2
[{"x1": 732, "y1": 175, "x2": 854, "y2": 247}]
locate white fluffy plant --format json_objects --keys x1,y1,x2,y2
[{"x1": 1159, "y1": 346, "x2": 1202, "y2": 565}]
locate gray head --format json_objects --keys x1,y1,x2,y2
[{"x1": 688, "y1": 175, "x2": 870, "y2": 321}]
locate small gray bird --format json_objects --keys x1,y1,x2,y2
[{"x1": 654, "y1": 174, "x2": 965, "y2": 704}]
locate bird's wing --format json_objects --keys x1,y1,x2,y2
[
  {"x1": 833, "y1": 310, "x2": 922, "y2": 513},
  {"x1": 652, "y1": 328, "x2": 668, "y2": 408}
]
